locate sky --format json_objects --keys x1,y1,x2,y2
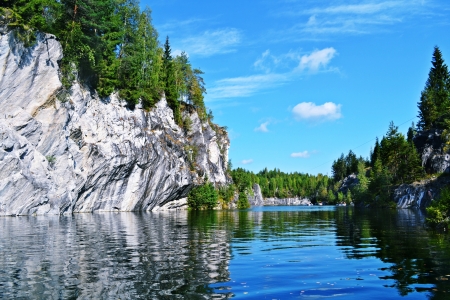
[{"x1": 143, "y1": 0, "x2": 450, "y2": 176}]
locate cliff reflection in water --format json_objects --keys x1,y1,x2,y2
[
  {"x1": 2, "y1": 208, "x2": 450, "y2": 299},
  {"x1": 0, "y1": 212, "x2": 232, "y2": 299}
]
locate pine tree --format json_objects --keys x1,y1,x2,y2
[
  {"x1": 163, "y1": 36, "x2": 181, "y2": 124},
  {"x1": 417, "y1": 46, "x2": 450, "y2": 130},
  {"x1": 407, "y1": 122, "x2": 416, "y2": 143},
  {"x1": 332, "y1": 153, "x2": 346, "y2": 181},
  {"x1": 370, "y1": 137, "x2": 381, "y2": 167}
]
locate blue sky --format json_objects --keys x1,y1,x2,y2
[{"x1": 143, "y1": 0, "x2": 450, "y2": 176}]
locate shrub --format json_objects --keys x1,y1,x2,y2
[
  {"x1": 187, "y1": 183, "x2": 218, "y2": 210},
  {"x1": 426, "y1": 186, "x2": 450, "y2": 229},
  {"x1": 237, "y1": 191, "x2": 250, "y2": 209}
]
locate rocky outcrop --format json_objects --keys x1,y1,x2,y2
[
  {"x1": 338, "y1": 174, "x2": 359, "y2": 193},
  {"x1": 414, "y1": 129, "x2": 450, "y2": 174},
  {"x1": 0, "y1": 31, "x2": 229, "y2": 215},
  {"x1": 264, "y1": 197, "x2": 312, "y2": 206},
  {"x1": 247, "y1": 183, "x2": 264, "y2": 206},
  {"x1": 393, "y1": 176, "x2": 450, "y2": 208}
]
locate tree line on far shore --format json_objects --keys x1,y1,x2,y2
[{"x1": 192, "y1": 47, "x2": 450, "y2": 217}]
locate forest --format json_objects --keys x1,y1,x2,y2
[
  {"x1": 2, "y1": 2, "x2": 450, "y2": 222},
  {"x1": 1, "y1": 0, "x2": 209, "y2": 125},
  {"x1": 229, "y1": 46, "x2": 450, "y2": 223}
]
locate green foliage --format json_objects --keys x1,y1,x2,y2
[
  {"x1": 417, "y1": 46, "x2": 450, "y2": 131},
  {"x1": 45, "y1": 155, "x2": 56, "y2": 164},
  {"x1": 46, "y1": 155, "x2": 56, "y2": 166},
  {"x1": 231, "y1": 168, "x2": 254, "y2": 193},
  {"x1": 426, "y1": 186, "x2": 450, "y2": 229},
  {"x1": 162, "y1": 36, "x2": 181, "y2": 123},
  {"x1": 339, "y1": 121, "x2": 424, "y2": 207},
  {"x1": 218, "y1": 184, "x2": 236, "y2": 206},
  {"x1": 184, "y1": 145, "x2": 198, "y2": 171},
  {"x1": 351, "y1": 161, "x2": 370, "y2": 205},
  {"x1": 187, "y1": 183, "x2": 218, "y2": 210},
  {"x1": 327, "y1": 189, "x2": 336, "y2": 204},
  {"x1": 231, "y1": 167, "x2": 334, "y2": 203},
  {"x1": 2, "y1": 0, "x2": 209, "y2": 121},
  {"x1": 332, "y1": 150, "x2": 366, "y2": 182},
  {"x1": 237, "y1": 191, "x2": 250, "y2": 209},
  {"x1": 337, "y1": 191, "x2": 344, "y2": 203}
]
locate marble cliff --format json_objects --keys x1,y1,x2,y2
[{"x1": 0, "y1": 30, "x2": 229, "y2": 215}]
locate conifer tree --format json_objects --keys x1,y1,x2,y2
[
  {"x1": 162, "y1": 36, "x2": 181, "y2": 124},
  {"x1": 370, "y1": 137, "x2": 381, "y2": 167},
  {"x1": 417, "y1": 46, "x2": 450, "y2": 130}
]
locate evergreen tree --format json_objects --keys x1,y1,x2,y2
[
  {"x1": 370, "y1": 137, "x2": 381, "y2": 167},
  {"x1": 417, "y1": 46, "x2": 450, "y2": 130},
  {"x1": 162, "y1": 36, "x2": 181, "y2": 124},
  {"x1": 407, "y1": 122, "x2": 416, "y2": 143},
  {"x1": 332, "y1": 153, "x2": 346, "y2": 181}
]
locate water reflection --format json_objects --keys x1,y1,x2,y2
[
  {"x1": 1, "y1": 208, "x2": 450, "y2": 299},
  {"x1": 0, "y1": 212, "x2": 232, "y2": 299},
  {"x1": 335, "y1": 208, "x2": 450, "y2": 299}
]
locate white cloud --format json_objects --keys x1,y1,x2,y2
[
  {"x1": 291, "y1": 151, "x2": 310, "y2": 158},
  {"x1": 292, "y1": 102, "x2": 342, "y2": 121},
  {"x1": 208, "y1": 47, "x2": 337, "y2": 101},
  {"x1": 179, "y1": 28, "x2": 241, "y2": 56},
  {"x1": 306, "y1": 2, "x2": 401, "y2": 15},
  {"x1": 208, "y1": 73, "x2": 288, "y2": 99},
  {"x1": 241, "y1": 159, "x2": 253, "y2": 165},
  {"x1": 298, "y1": 48, "x2": 337, "y2": 72},
  {"x1": 253, "y1": 50, "x2": 272, "y2": 73},
  {"x1": 255, "y1": 121, "x2": 270, "y2": 132},
  {"x1": 275, "y1": 0, "x2": 433, "y2": 37}
]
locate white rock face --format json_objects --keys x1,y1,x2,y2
[
  {"x1": 264, "y1": 197, "x2": 312, "y2": 206},
  {"x1": 0, "y1": 31, "x2": 229, "y2": 215},
  {"x1": 248, "y1": 183, "x2": 264, "y2": 206},
  {"x1": 393, "y1": 176, "x2": 450, "y2": 209}
]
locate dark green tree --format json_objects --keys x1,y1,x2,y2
[
  {"x1": 162, "y1": 36, "x2": 181, "y2": 124},
  {"x1": 417, "y1": 46, "x2": 450, "y2": 130},
  {"x1": 237, "y1": 192, "x2": 250, "y2": 209},
  {"x1": 332, "y1": 153, "x2": 346, "y2": 181},
  {"x1": 370, "y1": 137, "x2": 381, "y2": 167}
]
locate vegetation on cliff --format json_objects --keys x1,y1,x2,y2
[{"x1": 1, "y1": 0, "x2": 207, "y2": 123}]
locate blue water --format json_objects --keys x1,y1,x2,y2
[{"x1": 1, "y1": 206, "x2": 450, "y2": 299}]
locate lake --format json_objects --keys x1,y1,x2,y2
[{"x1": 1, "y1": 206, "x2": 450, "y2": 299}]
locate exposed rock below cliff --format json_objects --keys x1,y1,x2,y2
[
  {"x1": 264, "y1": 197, "x2": 312, "y2": 206},
  {"x1": 0, "y1": 31, "x2": 229, "y2": 215},
  {"x1": 338, "y1": 174, "x2": 359, "y2": 193},
  {"x1": 414, "y1": 129, "x2": 450, "y2": 174},
  {"x1": 393, "y1": 176, "x2": 450, "y2": 209},
  {"x1": 248, "y1": 183, "x2": 264, "y2": 206}
]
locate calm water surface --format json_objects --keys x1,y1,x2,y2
[{"x1": 1, "y1": 206, "x2": 450, "y2": 299}]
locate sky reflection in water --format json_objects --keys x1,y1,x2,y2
[{"x1": 1, "y1": 207, "x2": 450, "y2": 299}]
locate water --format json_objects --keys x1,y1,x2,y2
[{"x1": 1, "y1": 207, "x2": 450, "y2": 299}]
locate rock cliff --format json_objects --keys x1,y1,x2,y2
[
  {"x1": 0, "y1": 31, "x2": 229, "y2": 215},
  {"x1": 247, "y1": 183, "x2": 264, "y2": 206},
  {"x1": 393, "y1": 176, "x2": 450, "y2": 208},
  {"x1": 414, "y1": 129, "x2": 450, "y2": 174},
  {"x1": 391, "y1": 129, "x2": 450, "y2": 208}
]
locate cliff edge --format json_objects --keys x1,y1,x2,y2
[{"x1": 0, "y1": 31, "x2": 229, "y2": 215}]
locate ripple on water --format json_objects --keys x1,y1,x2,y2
[{"x1": 1, "y1": 207, "x2": 450, "y2": 299}]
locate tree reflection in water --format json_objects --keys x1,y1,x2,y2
[{"x1": 1, "y1": 208, "x2": 450, "y2": 299}]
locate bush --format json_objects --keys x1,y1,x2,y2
[
  {"x1": 426, "y1": 186, "x2": 450, "y2": 229},
  {"x1": 187, "y1": 183, "x2": 218, "y2": 210},
  {"x1": 237, "y1": 192, "x2": 250, "y2": 209}
]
